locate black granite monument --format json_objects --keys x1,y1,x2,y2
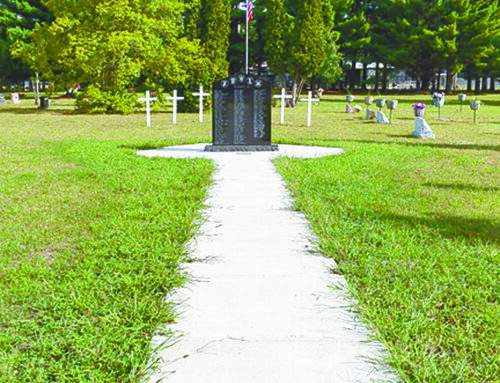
[{"x1": 205, "y1": 73, "x2": 278, "y2": 152}]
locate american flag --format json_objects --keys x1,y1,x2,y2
[{"x1": 247, "y1": 1, "x2": 253, "y2": 23}]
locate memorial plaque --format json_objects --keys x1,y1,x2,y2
[{"x1": 206, "y1": 73, "x2": 277, "y2": 151}]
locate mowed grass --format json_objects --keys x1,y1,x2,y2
[
  {"x1": 0, "y1": 98, "x2": 214, "y2": 381},
  {"x1": 0, "y1": 94, "x2": 499, "y2": 381},
  {"x1": 273, "y1": 94, "x2": 499, "y2": 382}
]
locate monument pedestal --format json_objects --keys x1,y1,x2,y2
[{"x1": 205, "y1": 144, "x2": 279, "y2": 152}]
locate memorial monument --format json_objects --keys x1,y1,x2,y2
[{"x1": 205, "y1": 73, "x2": 278, "y2": 152}]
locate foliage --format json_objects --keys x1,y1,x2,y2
[
  {"x1": 12, "y1": 0, "x2": 207, "y2": 113},
  {"x1": 178, "y1": 0, "x2": 231, "y2": 112},
  {"x1": 0, "y1": 0, "x2": 53, "y2": 85},
  {"x1": 262, "y1": 0, "x2": 341, "y2": 105}
]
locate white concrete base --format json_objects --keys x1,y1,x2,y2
[
  {"x1": 138, "y1": 144, "x2": 396, "y2": 382},
  {"x1": 376, "y1": 111, "x2": 389, "y2": 124},
  {"x1": 412, "y1": 117, "x2": 435, "y2": 139}
]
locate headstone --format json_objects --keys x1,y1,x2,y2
[
  {"x1": 412, "y1": 117, "x2": 435, "y2": 139},
  {"x1": 0, "y1": 94, "x2": 6, "y2": 104},
  {"x1": 366, "y1": 108, "x2": 373, "y2": 119},
  {"x1": 273, "y1": 88, "x2": 292, "y2": 125},
  {"x1": 354, "y1": 104, "x2": 362, "y2": 113},
  {"x1": 206, "y1": 73, "x2": 276, "y2": 151},
  {"x1": 192, "y1": 86, "x2": 211, "y2": 123},
  {"x1": 166, "y1": 90, "x2": 184, "y2": 125},
  {"x1": 346, "y1": 104, "x2": 354, "y2": 114},
  {"x1": 138, "y1": 90, "x2": 157, "y2": 127},
  {"x1": 376, "y1": 111, "x2": 389, "y2": 123},
  {"x1": 300, "y1": 91, "x2": 319, "y2": 127},
  {"x1": 11, "y1": 93, "x2": 20, "y2": 104},
  {"x1": 39, "y1": 97, "x2": 50, "y2": 109}
]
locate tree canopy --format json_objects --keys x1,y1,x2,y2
[{"x1": 4, "y1": 0, "x2": 500, "y2": 110}]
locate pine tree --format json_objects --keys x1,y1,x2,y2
[
  {"x1": 263, "y1": 0, "x2": 290, "y2": 87},
  {"x1": 199, "y1": 0, "x2": 231, "y2": 80},
  {"x1": 288, "y1": 0, "x2": 328, "y2": 105},
  {"x1": 0, "y1": 0, "x2": 53, "y2": 86}
]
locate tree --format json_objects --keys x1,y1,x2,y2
[
  {"x1": 199, "y1": 0, "x2": 231, "y2": 80},
  {"x1": 178, "y1": 0, "x2": 230, "y2": 112},
  {"x1": 228, "y1": 0, "x2": 267, "y2": 74},
  {"x1": 263, "y1": 0, "x2": 290, "y2": 87},
  {"x1": 12, "y1": 0, "x2": 206, "y2": 113},
  {"x1": 334, "y1": 0, "x2": 370, "y2": 91},
  {"x1": 0, "y1": 0, "x2": 53, "y2": 87},
  {"x1": 457, "y1": 0, "x2": 500, "y2": 94}
]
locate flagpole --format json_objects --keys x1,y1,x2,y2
[{"x1": 245, "y1": 0, "x2": 249, "y2": 74}]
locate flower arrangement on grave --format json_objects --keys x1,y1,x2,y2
[
  {"x1": 413, "y1": 103, "x2": 426, "y2": 117},
  {"x1": 346, "y1": 93, "x2": 354, "y2": 103},
  {"x1": 375, "y1": 98, "x2": 386, "y2": 109},
  {"x1": 386, "y1": 100, "x2": 398, "y2": 110},
  {"x1": 364, "y1": 90, "x2": 374, "y2": 105},
  {"x1": 469, "y1": 99, "x2": 481, "y2": 110},
  {"x1": 316, "y1": 88, "x2": 324, "y2": 98},
  {"x1": 374, "y1": 91, "x2": 385, "y2": 109},
  {"x1": 458, "y1": 94, "x2": 467, "y2": 102},
  {"x1": 432, "y1": 92, "x2": 445, "y2": 107},
  {"x1": 469, "y1": 99, "x2": 481, "y2": 124},
  {"x1": 386, "y1": 100, "x2": 398, "y2": 123},
  {"x1": 354, "y1": 104, "x2": 362, "y2": 113}
]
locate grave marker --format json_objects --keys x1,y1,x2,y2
[
  {"x1": 138, "y1": 91, "x2": 157, "y2": 127},
  {"x1": 166, "y1": 90, "x2": 184, "y2": 125},
  {"x1": 0, "y1": 94, "x2": 6, "y2": 104},
  {"x1": 273, "y1": 88, "x2": 292, "y2": 125},
  {"x1": 300, "y1": 91, "x2": 319, "y2": 127},
  {"x1": 11, "y1": 93, "x2": 20, "y2": 104},
  {"x1": 206, "y1": 73, "x2": 276, "y2": 151},
  {"x1": 192, "y1": 86, "x2": 211, "y2": 123}
]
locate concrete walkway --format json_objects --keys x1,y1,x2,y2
[{"x1": 138, "y1": 144, "x2": 396, "y2": 383}]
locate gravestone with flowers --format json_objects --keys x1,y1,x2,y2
[{"x1": 412, "y1": 103, "x2": 435, "y2": 139}]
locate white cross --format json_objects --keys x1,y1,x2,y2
[
  {"x1": 138, "y1": 90, "x2": 157, "y2": 127},
  {"x1": 166, "y1": 90, "x2": 184, "y2": 125},
  {"x1": 273, "y1": 88, "x2": 293, "y2": 125},
  {"x1": 192, "y1": 86, "x2": 211, "y2": 123},
  {"x1": 300, "y1": 91, "x2": 320, "y2": 127}
]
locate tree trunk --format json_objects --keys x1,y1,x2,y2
[
  {"x1": 482, "y1": 75, "x2": 488, "y2": 92},
  {"x1": 350, "y1": 61, "x2": 356, "y2": 91},
  {"x1": 382, "y1": 68, "x2": 387, "y2": 92},
  {"x1": 415, "y1": 73, "x2": 421, "y2": 93},
  {"x1": 490, "y1": 76, "x2": 496, "y2": 92},
  {"x1": 467, "y1": 75, "x2": 472, "y2": 92},
  {"x1": 362, "y1": 62, "x2": 368, "y2": 91},
  {"x1": 474, "y1": 76, "x2": 480, "y2": 95},
  {"x1": 34, "y1": 73, "x2": 40, "y2": 104},
  {"x1": 445, "y1": 69, "x2": 453, "y2": 93},
  {"x1": 374, "y1": 61, "x2": 380, "y2": 91}
]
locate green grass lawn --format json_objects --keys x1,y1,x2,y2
[{"x1": 0, "y1": 94, "x2": 498, "y2": 382}]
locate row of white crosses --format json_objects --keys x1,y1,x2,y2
[
  {"x1": 139, "y1": 86, "x2": 319, "y2": 127},
  {"x1": 138, "y1": 87, "x2": 209, "y2": 127}
]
